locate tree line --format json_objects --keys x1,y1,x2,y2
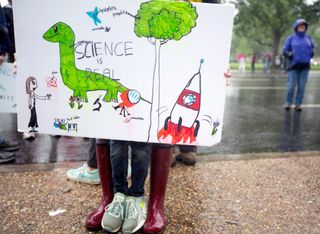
[{"x1": 233, "y1": 0, "x2": 320, "y2": 69}]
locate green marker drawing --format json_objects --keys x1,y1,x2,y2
[
  {"x1": 43, "y1": 22, "x2": 144, "y2": 111},
  {"x1": 134, "y1": 0, "x2": 198, "y2": 141}
]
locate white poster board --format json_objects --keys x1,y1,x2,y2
[
  {"x1": 0, "y1": 62, "x2": 16, "y2": 113},
  {"x1": 13, "y1": 0, "x2": 234, "y2": 146}
]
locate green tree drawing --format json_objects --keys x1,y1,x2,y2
[{"x1": 134, "y1": 0, "x2": 197, "y2": 141}]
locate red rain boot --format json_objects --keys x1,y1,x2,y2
[
  {"x1": 143, "y1": 145, "x2": 172, "y2": 233},
  {"x1": 85, "y1": 143, "x2": 113, "y2": 230}
]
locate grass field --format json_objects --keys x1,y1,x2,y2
[{"x1": 230, "y1": 63, "x2": 320, "y2": 71}]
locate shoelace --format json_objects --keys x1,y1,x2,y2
[
  {"x1": 125, "y1": 199, "x2": 138, "y2": 220},
  {"x1": 78, "y1": 164, "x2": 88, "y2": 177},
  {"x1": 105, "y1": 197, "x2": 124, "y2": 219}
]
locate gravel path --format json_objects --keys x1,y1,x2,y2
[{"x1": 1, "y1": 155, "x2": 319, "y2": 233}]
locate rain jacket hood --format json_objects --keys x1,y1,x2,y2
[
  {"x1": 283, "y1": 18, "x2": 314, "y2": 70},
  {"x1": 293, "y1": 18, "x2": 308, "y2": 32}
]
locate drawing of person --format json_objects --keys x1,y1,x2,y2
[{"x1": 25, "y1": 76, "x2": 51, "y2": 132}]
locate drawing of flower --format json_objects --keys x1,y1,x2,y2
[
  {"x1": 76, "y1": 97, "x2": 83, "y2": 109},
  {"x1": 211, "y1": 121, "x2": 220, "y2": 136},
  {"x1": 69, "y1": 96, "x2": 75, "y2": 108}
]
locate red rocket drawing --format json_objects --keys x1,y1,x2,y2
[
  {"x1": 158, "y1": 60, "x2": 204, "y2": 144},
  {"x1": 113, "y1": 90, "x2": 141, "y2": 117}
]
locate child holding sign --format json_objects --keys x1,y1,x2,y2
[{"x1": 101, "y1": 140, "x2": 151, "y2": 234}]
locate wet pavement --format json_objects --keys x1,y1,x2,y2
[
  {"x1": 0, "y1": 126, "x2": 90, "y2": 164},
  {"x1": 198, "y1": 71, "x2": 320, "y2": 154},
  {"x1": 1, "y1": 154, "x2": 320, "y2": 233},
  {"x1": 0, "y1": 71, "x2": 320, "y2": 164}
]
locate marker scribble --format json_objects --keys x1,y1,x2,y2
[{"x1": 87, "y1": 7, "x2": 102, "y2": 26}]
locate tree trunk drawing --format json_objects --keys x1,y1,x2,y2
[{"x1": 147, "y1": 39, "x2": 161, "y2": 142}]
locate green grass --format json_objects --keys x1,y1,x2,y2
[
  {"x1": 311, "y1": 64, "x2": 320, "y2": 71},
  {"x1": 230, "y1": 63, "x2": 320, "y2": 71}
]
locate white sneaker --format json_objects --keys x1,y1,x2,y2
[
  {"x1": 101, "y1": 192, "x2": 126, "y2": 233},
  {"x1": 23, "y1": 132, "x2": 36, "y2": 140},
  {"x1": 122, "y1": 196, "x2": 147, "y2": 234}
]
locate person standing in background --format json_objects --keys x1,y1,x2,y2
[
  {"x1": 0, "y1": 4, "x2": 9, "y2": 60},
  {"x1": 66, "y1": 138, "x2": 101, "y2": 184},
  {"x1": 283, "y1": 19, "x2": 315, "y2": 112},
  {"x1": 2, "y1": 0, "x2": 37, "y2": 140},
  {"x1": 3, "y1": 0, "x2": 14, "y2": 62},
  {"x1": 238, "y1": 55, "x2": 246, "y2": 73},
  {"x1": 262, "y1": 52, "x2": 271, "y2": 74},
  {"x1": 251, "y1": 51, "x2": 256, "y2": 73},
  {"x1": 0, "y1": 5, "x2": 19, "y2": 163}
]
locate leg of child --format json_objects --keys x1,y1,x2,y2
[
  {"x1": 127, "y1": 141, "x2": 151, "y2": 197},
  {"x1": 123, "y1": 142, "x2": 151, "y2": 233},
  {"x1": 101, "y1": 140, "x2": 129, "y2": 233},
  {"x1": 85, "y1": 139, "x2": 113, "y2": 230},
  {"x1": 143, "y1": 144, "x2": 172, "y2": 233},
  {"x1": 102, "y1": 140, "x2": 151, "y2": 233}
]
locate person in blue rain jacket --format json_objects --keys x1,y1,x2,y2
[{"x1": 283, "y1": 18, "x2": 315, "y2": 112}]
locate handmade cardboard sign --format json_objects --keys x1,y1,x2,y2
[
  {"x1": 13, "y1": 0, "x2": 234, "y2": 146},
  {"x1": 0, "y1": 62, "x2": 16, "y2": 113}
]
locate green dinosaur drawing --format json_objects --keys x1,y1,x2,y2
[{"x1": 43, "y1": 22, "x2": 127, "y2": 105}]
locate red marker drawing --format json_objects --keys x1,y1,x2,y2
[
  {"x1": 46, "y1": 76, "x2": 58, "y2": 88},
  {"x1": 158, "y1": 60, "x2": 204, "y2": 144}
]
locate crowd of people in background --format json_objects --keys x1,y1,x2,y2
[
  {"x1": 236, "y1": 18, "x2": 314, "y2": 113},
  {"x1": 237, "y1": 51, "x2": 292, "y2": 74}
]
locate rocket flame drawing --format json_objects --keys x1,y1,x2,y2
[{"x1": 158, "y1": 60, "x2": 204, "y2": 144}]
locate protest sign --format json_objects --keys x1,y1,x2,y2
[
  {"x1": 14, "y1": 0, "x2": 234, "y2": 146},
  {"x1": 0, "y1": 62, "x2": 16, "y2": 113}
]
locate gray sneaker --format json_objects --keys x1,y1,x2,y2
[
  {"x1": 101, "y1": 192, "x2": 126, "y2": 233},
  {"x1": 0, "y1": 140, "x2": 19, "y2": 152},
  {"x1": 122, "y1": 196, "x2": 147, "y2": 234},
  {"x1": 0, "y1": 151, "x2": 15, "y2": 163}
]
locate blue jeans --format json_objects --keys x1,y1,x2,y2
[
  {"x1": 110, "y1": 140, "x2": 151, "y2": 197},
  {"x1": 87, "y1": 138, "x2": 97, "y2": 169},
  {"x1": 286, "y1": 69, "x2": 309, "y2": 105}
]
